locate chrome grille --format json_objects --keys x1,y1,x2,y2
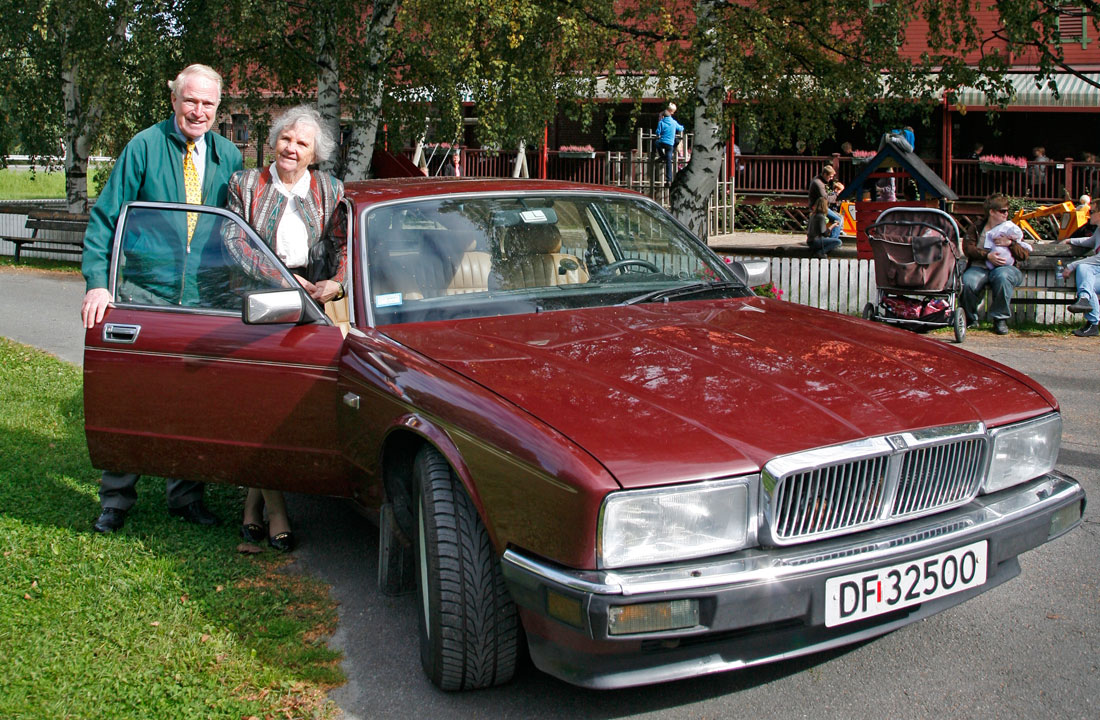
[
  {"x1": 773, "y1": 456, "x2": 889, "y2": 539},
  {"x1": 892, "y1": 439, "x2": 985, "y2": 518},
  {"x1": 763, "y1": 425, "x2": 987, "y2": 545}
]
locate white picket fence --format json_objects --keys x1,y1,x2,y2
[{"x1": 730, "y1": 253, "x2": 1075, "y2": 325}]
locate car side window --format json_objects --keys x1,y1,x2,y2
[{"x1": 114, "y1": 205, "x2": 294, "y2": 312}]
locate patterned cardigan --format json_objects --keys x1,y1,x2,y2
[{"x1": 225, "y1": 167, "x2": 346, "y2": 284}]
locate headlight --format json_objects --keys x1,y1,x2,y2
[
  {"x1": 983, "y1": 413, "x2": 1062, "y2": 494},
  {"x1": 599, "y1": 478, "x2": 751, "y2": 569}
]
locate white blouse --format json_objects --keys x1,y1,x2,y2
[{"x1": 269, "y1": 163, "x2": 312, "y2": 269}]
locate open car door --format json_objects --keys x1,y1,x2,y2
[{"x1": 83, "y1": 202, "x2": 352, "y2": 495}]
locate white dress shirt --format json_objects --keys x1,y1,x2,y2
[{"x1": 269, "y1": 163, "x2": 312, "y2": 269}]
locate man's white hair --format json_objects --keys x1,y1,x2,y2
[
  {"x1": 168, "y1": 64, "x2": 223, "y2": 100},
  {"x1": 269, "y1": 105, "x2": 337, "y2": 164}
]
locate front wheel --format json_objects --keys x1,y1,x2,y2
[
  {"x1": 953, "y1": 307, "x2": 967, "y2": 343},
  {"x1": 414, "y1": 446, "x2": 519, "y2": 690},
  {"x1": 862, "y1": 302, "x2": 877, "y2": 321}
]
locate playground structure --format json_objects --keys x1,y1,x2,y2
[{"x1": 1013, "y1": 199, "x2": 1092, "y2": 243}]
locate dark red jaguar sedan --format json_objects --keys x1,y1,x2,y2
[{"x1": 84, "y1": 179, "x2": 1085, "y2": 690}]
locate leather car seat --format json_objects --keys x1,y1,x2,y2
[
  {"x1": 446, "y1": 240, "x2": 493, "y2": 295},
  {"x1": 491, "y1": 223, "x2": 589, "y2": 290}
]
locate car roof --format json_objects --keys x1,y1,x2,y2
[{"x1": 343, "y1": 178, "x2": 642, "y2": 207}]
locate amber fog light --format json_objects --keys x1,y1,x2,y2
[
  {"x1": 547, "y1": 590, "x2": 585, "y2": 628},
  {"x1": 608, "y1": 599, "x2": 699, "y2": 636},
  {"x1": 1049, "y1": 501, "x2": 1083, "y2": 539}
]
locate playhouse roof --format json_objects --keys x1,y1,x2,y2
[{"x1": 838, "y1": 135, "x2": 957, "y2": 201}]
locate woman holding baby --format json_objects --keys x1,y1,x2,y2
[{"x1": 960, "y1": 193, "x2": 1031, "y2": 335}]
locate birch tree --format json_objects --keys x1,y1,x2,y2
[{"x1": 1, "y1": 0, "x2": 179, "y2": 212}]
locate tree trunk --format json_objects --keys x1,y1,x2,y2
[
  {"x1": 59, "y1": 32, "x2": 102, "y2": 214},
  {"x1": 314, "y1": 9, "x2": 342, "y2": 175},
  {"x1": 343, "y1": 0, "x2": 400, "y2": 181},
  {"x1": 668, "y1": 0, "x2": 726, "y2": 240},
  {"x1": 58, "y1": 3, "x2": 126, "y2": 213}
]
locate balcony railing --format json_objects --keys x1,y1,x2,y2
[{"x1": 409, "y1": 147, "x2": 1099, "y2": 206}]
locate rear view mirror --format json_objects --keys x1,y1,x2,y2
[{"x1": 243, "y1": 289, "x2": 306, "y2": 324}]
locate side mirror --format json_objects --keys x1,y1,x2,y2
[
  {"x1": 727, "y1": 259, "x2": 771, "y2": 288},
  {"x1": 243, "y1": 289, "x2": 306, "y2": 325}
]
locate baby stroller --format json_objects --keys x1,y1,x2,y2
[{"x1": 862, "y1": 207, "x2": 967, "y2": 343}]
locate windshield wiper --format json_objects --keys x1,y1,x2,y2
[{"x1": 620, "y1": 280, "x2": 746, "y2": 306}]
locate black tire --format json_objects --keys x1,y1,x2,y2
[
  {"x1": 862, "y1": 302, "x2": 877, "y2": 320},
  {"x1": 413, "y1": 446, "x2": 518, "y2": 690},
  {"x1": 953, "y1": 308, "x2": 967, "y2": 343}
]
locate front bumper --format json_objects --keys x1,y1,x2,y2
[{"x1": 501, "y1": 472, "x2": 1085, "y2": 689}]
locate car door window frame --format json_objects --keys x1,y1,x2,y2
[{"x1": 108, "y1": 200, "x2": 332, "y2": 324}]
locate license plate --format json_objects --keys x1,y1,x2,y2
[{"x1": 825, "y1": 540, "x2": 987, "y2": 627}]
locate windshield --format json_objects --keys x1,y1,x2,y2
[{"x1": 363, "y1": 193, "x2": 750, "y2": 325}]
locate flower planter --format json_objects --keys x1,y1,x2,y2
[
  {"x1": 979, "y1": 161, "x2": 1025, "y2": 174},
  {"x1": 558, "y1": 151, "x2": 596, "y2": 159}
]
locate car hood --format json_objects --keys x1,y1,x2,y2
[{"x1": 382, "y1": 296, "x2": 1057, "y2": 489}]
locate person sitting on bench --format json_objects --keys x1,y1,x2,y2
[{"x1": 1061, "y1": 198, "x2": 1100, "y2": 338}]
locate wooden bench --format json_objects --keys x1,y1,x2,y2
[
  {"x1": 1011, "y1": 242, "x2": 1089, "y2": 306},
  {"x1": 0, "y1": 209, "x2": 89, "y2": 262}
]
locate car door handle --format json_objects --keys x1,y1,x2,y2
[{"x1": 103, "y1": 323, "x2": 141, "y2": 344}]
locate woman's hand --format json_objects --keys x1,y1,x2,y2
[
  {"x1": 293, "y1": 274, "x2": 317, "y2": 295},
  {"x1": 310, "y1": 279, "x2": 342, "y2": 303},
  {"x1": 987, "y1": 251, "x2": 1008, "y2": 267},
  {"x1": 1062, "y1": 266, "x2": 1073, "y2": 280}
]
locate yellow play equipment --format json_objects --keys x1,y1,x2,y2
[
  {"x1": 1012, "y1": 201, "x2": 1091, "y2": 242},
  {"x1": 839, "y1": 201, "x2": 857, "y2": 238}
]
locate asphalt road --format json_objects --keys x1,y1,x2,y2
[{"x1": 2, "y1": 265, "x2": 1097, "y2": 719}]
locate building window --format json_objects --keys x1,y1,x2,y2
[
  {"x1": 1058, "y1": 7, "x2": 1090, "y2": 47},
  {"x1": 232, "y1": 114, "x2": 249, "y2": 144}
]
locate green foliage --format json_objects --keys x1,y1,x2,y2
[
  {"x1": 0, "y1": 338, "x2": 341, "y2": 719},
  {"x1": 735, "y1": 197, "x2": 795, "y2": 232},
  {"x1": 0, "y1": 1, "x2": 182, "y2": 158}
]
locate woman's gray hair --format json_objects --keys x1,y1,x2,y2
[
  {"x1": 269, "y1": 105, "x2": 337, "y2": 163},
  {"x1": 167, "y1": 64, "x2": 223, "y2": 100}
]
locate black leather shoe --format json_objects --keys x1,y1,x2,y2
[
  {"x1": 93, "y1": 507, "x2": 127, "y2": 533},
  {"x1": 240, "y1": 522, "x2": 266, "y2": 542},
  {"x1": 169, "y1": 500, "x2": 222, "y2": 526},
  {"x1": 992, "y1": 319, "x2": 1009, "y2": 335},
  {"x1": 268, "y1": 531, "x2": 296, "y2": 553},
  {"x1": 1072, "y1": 323, "x2": 1099, "y2": 337},
  {"x1": 1067, "y1": 297, "x2": 1093, "y2": 313}
]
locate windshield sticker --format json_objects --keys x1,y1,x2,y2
[
  {"x1": 520, "y1": 209, "x2": 548, "y2": 223},
  {"x1": 375, "y1": 292, "x2": 404, "y2": 307}
]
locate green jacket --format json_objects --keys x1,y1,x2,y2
[{"x1": 81, "y1": 118, "x2": 243, "y2": 304}]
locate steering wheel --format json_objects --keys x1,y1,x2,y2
[{"x1": 602, "y1": 259, "x2": 661, "y2": 274}]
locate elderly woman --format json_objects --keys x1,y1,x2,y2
[{"x1": 226, "y1": 105, "x2": 345, "y2": 551}]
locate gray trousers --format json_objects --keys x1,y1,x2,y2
[{"x1": 98, "y1": 471, "x2": 204, "y2": 512}]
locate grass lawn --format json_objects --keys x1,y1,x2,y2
[
  {"x1": 0, "y1": 167, "x2": 107, "y2": 200},
  {"x1": 0, "y1": 338, "x2": 343, "y2": 719},
  {"x1": 0, "y1": 256, "x2": 82, "y2": 273}
]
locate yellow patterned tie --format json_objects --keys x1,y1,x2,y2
[{"x1": 183, "y1": 141, "x2": 200, "y2": 249}]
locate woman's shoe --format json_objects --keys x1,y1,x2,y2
[
  {"x1": 268, "y1": 531, "x2": 296, "y2": 552},
  {"x1": 240, "y1": 522, "x2": 266, "y2": 543}
]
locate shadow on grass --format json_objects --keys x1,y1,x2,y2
[{"x1": 0, "y1": 381, "x2": 344, "y2": 689}]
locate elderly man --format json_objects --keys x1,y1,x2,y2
[
  {"x1": 808, "y1": 165, "x2": 844, "y2": 241},
  {"x1": 81, "y1": 64, "x2": 243, "y2": 533}
]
